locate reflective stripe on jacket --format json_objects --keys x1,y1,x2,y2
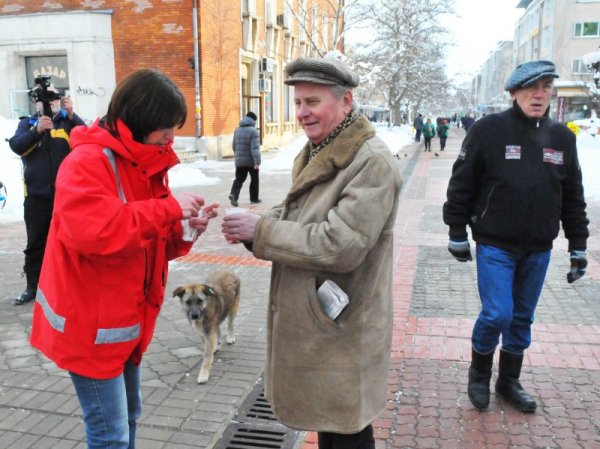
[{"x1": 30, "y1": 119, "x2": 191, "y2": 379}]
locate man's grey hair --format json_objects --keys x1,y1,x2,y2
[{"x1": 329, "y1": 84, "x2": 351, "y2": 99}]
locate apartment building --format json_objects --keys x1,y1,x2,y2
[
  {"x1": 474, "y1": 0, "x2": 600, "y2": 122},
  {"x1": 0, "y1": 0, "x2": 341, "y2": 159}
]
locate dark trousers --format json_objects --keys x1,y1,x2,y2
[
  {"x1": 23, "y1": 195, "x2": 53, "y2": 290},
  {"x1": 230, "y1": 166, "x2": 260, "y2": 203},
  {"x1": 318, "y1": 425, "x2": 375, "y2": 449},
  {"x1": 424, "y1": 136, "x2": 432, "y2": 150},
  {"x1": 415, "y1": 128, "x2": 422, "y2": 142},
  {"x1": 439, "y1": 136, "x2": 447, "y2": 150}
]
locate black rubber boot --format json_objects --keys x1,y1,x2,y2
[
  {"x1": 495, "y1": 349, "x2": 537, "y2": 412},
  {"x1": 14, "y1": 288, "x2": 36, "y2": 306},
  {"x1": 14, "y1": 272, "x2": 37, "y2": 306},
  {"x1": 468, "y1": 348, "x2": 494, "y2": 410}
]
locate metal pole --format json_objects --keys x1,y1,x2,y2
[{"x1": 192, "y1": 0, "x2": 205, "y2": 158}]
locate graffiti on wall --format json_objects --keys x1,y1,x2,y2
[{"x1": 76, "y1": 86, "x2": 106, "y2": 97}]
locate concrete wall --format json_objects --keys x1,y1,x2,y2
[{"x1": 0, "y1": 11, "x2": 115, "y2": 123}]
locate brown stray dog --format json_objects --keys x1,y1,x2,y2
[{"x1": 172, "y1": 271, "x2": 241, "y2": 384}]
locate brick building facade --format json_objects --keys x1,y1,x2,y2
[{"x1": 0, "y1": 0, "x2": 342, "y2": 159}]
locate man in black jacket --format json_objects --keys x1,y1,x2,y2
[
  {"x1": 443, "y1": 60, "x2": 589, "y2": 413},
  {"x1": 9, "y1": 90, "x2": 85, "y2": 305}
]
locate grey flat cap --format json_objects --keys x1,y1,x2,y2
[
  {"x1": 504, "y1": 60, "x2": 559, "y2": 91},
  {"x1": 284, "y1": 57, "x2": 359, "y2": 88}
]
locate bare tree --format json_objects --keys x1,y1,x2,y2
[
  {"x1": 349, "y1": 0, "x2": 453, "y2": 124},
  {"x1": 284, "y1": 0, "x2": 367, "y2": 57}
]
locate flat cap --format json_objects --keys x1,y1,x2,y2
[
  {"x1": 504, "y1": 60, "x2": 559, "y2": 91},
  {"x1": 284, "y1": 57, "x2": 359, "y2": 88}
]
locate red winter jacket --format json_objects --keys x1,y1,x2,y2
[{"x1": 30, "y1": 119, "x2": 192, "y2": 379}]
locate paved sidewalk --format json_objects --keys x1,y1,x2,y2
[
  {"x1": 304, "y1": 127, "x2": 600, "y2": 449},
  {"x1": 1, "y1": 126, "x2": 599, "y2": 449}
]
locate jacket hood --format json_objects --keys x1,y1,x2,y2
[
  {"x1": 239, "y1": 116, "x2": 256, "y2": 127},
  {"x1": 70, "y1": 119, "x2": 180, "y2": 176}
]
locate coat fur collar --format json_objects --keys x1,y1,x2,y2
[{"x1": 286, "y1": 115, "x2": 375, "y2": 204}]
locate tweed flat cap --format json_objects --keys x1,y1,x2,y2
[
  {"x1": 284, "y1": 57, "x2": 359, "y2": 88},
  {"x1": 504, "y1": 60, "x2": 559, "y2": 91}
]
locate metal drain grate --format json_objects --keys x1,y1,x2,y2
[
  {"x1": 219, "y1": 423, "x2": 289, "y2": 449},
  {"x1": 236, "y1": 382, "x2": 278, "y2": 422},
  {"x1": 214, "y1": 376, "x2": 301, "y2": 449}
]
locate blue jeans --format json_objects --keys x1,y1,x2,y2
[
  {"x1": 472, "y1": 244, "x2": 550, "y2": 354},
  {"x1": 70, "y1": 360, "x2": 142, "y2": 449}
]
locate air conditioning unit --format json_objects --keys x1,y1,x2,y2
[
  {"x1": 259, "y1": 78, "x2": 272, "y2": 92},
  {"x1": 259, "y1": 57, "x2": 274, "y2": 73}
]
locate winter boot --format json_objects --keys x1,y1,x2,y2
[
  {"x1": 495, "y1": 349, "x2": 537, "y2": 412},
  {"x1": 468, "y1": 348, "x2": 494, "y2": 410},
  {"x1": 14, "y1": 272, "x2": 38, "y2": 306}
]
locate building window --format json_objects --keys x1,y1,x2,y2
[
  {"x1": 572, "y1": 59, "x2": 594, "y2": 74},
  {"x1": 25, "y1": 55, "x2": 69, "y2": 115},
  {"x1": 574, "y1": 21, "x2": 600, "y2": 37}
]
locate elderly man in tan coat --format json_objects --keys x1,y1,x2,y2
[{"x1": 222, "y1": 56, "x2": 402, "y2": 448}]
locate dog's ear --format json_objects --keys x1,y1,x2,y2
[
  {"x1": 202, "y1": 285, "x2": 215, "y2": 296},
  {"x1": 172, "y1": 286, "x2": 186, "y2": 299}
]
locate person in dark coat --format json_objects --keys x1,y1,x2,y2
[
  {"x1": 443, "y1": 60, "x2": 589, "y2": 413},
  {"x1": 413, "y1": 113, "x2": 424, "y2": 142},
  {"x1": 463, "y1": 113, "x2": 475, "y2": 133},
  {"x1": 9, "y1": 89, "x2": 86, "y2": 305},
  {"x1": 229, "y1": 111, "x2": 261, "y2": 206}
]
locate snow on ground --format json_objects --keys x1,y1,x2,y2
[{"x1": 1, "y1": 116, "x2": 599, "y2": 224}]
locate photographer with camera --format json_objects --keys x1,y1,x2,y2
[{"x1": 9, "y1": 76, "x2": 85, "y2": 305}]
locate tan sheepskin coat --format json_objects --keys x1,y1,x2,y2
[{"x1": 252, "y1": 116, "x2": 402, "y2": 433}]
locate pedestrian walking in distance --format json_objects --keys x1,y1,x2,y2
[
  {"x1": 229, "y1": 111, "x2": 261, "y2": 206},
  {"x1": 413, "y1": 113, "x2": 423, "y2": 142},
  {"x1": 422, "y1": 118, "x2": 436, "y2": 151},
  {"x1": 443, "y1": 60, "x2": 589, "y2": 413},
  {"x1": 438, "y1": 118, "x2": 450, "y2": 151},
  {"x1": 222, "y1": 56, "x2": 402, "y2": 449}
]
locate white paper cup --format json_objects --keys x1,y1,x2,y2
[
  {"x1": 181, "y1": 209, "x2": 204, "y2": 242},
  {"x1": 225, "y1": 207, "x2": 247, "y2": 215},
  {"x1": 181, "y1": 219, "x2": 198, "y2": 242}
]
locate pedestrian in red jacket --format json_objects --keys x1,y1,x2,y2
[{"x1": 29, "y1": 69, "x2": 219, "y2": 448}]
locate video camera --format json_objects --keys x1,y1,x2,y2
[{"x1": 28, "y1": 75, "x2": 63, "y2": 117}]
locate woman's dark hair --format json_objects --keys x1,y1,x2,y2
[{"x1": 104, "y1": 69, "x2": 187, "y2": 142}]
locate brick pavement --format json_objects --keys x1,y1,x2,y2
[
  {"x1": 302, "y1": 128, "x2": 600, "y2": 449},
  {"x1": 1, "y1": 127, "x2": 600, "y2": 449}
]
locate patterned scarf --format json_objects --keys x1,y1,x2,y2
[{"x1": 308, "y1": 109, "x2": 359, "y2": 161}]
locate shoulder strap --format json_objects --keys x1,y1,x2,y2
[{"x1": 102, "y1": 148, "x2": 127, "y2": 203}]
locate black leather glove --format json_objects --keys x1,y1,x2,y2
[
  {"x1": 567, "y1": 250, "x2": 587, "y2": 283},
  {"x1": 448, "y1": 239, "x2": 472, "y2": 262}
]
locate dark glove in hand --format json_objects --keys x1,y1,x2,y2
[
  {"x1": 448, "y1": 239, "x2": 472, "y2": 262},
  {"x1": 567, "y1": 250, "x2": 587, "y2": 283}
]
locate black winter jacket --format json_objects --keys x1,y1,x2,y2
[
  {"x1": 232, "y1": 116, "x2": 260, "y2": 168},
  {"x1": 9, "y1": 112, "x2": 85, "y2": 199},
  {"x1": 443, "y1": 103, "x2": 588, "y2": 253}
]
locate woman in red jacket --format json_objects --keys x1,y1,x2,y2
[{"x1": 30, "y1": 69, "x2": 218, "y2": 449}]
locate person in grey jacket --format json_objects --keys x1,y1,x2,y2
[
  {"x1": 228, "y1": 111, "x2": 261, "y2": 206},
  {"x1": 222, "y1": 57, "x2": 402, "y2": 449}
]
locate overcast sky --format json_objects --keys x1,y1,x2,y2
[{"x1": 441, "y1": 0, "x2": 525, "y2": 83}]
